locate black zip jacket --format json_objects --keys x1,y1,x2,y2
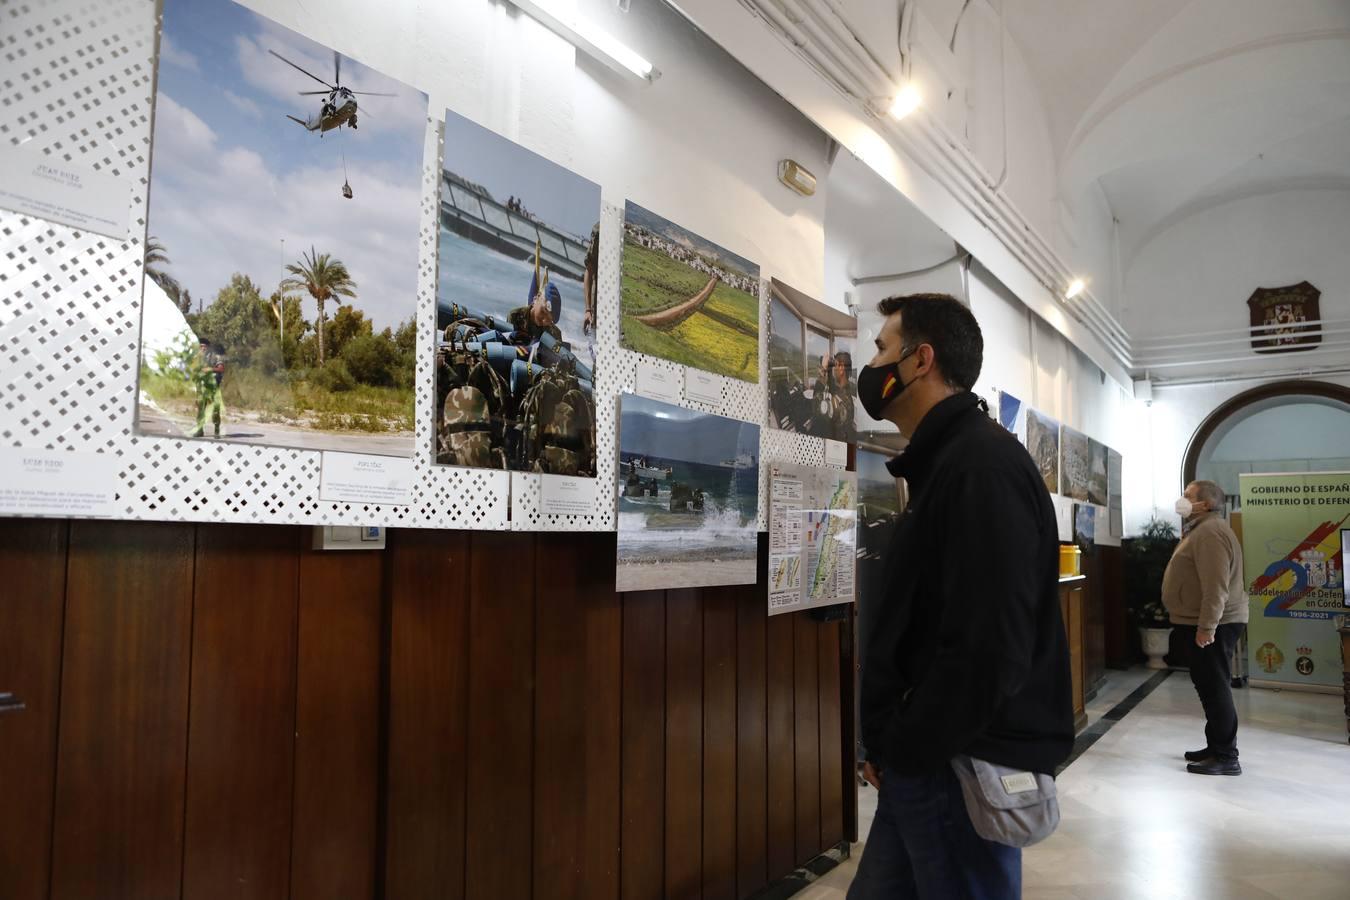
[{"x1": 860, "y1": 391, "x2": 1074, "y2": 775}]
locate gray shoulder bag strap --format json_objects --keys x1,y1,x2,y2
[{"x1": 950, "y1": 755, "x2": 1060, "y2": 848}]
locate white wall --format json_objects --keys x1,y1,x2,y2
[
  {"x1": 671, "y1": 0, "x2": 1133, "y2": 389},
  {"x1": 1126, "y1": 190, "x2": 1350, "y2": 344},
  {"x1": 1130, "y1": 375, "x2": 1350, "y2": 530},
  {"x1": 967, "y1": 262, "x2": 1133, "y2": 542},
  {"x1": 241, "y1": 0, "x2": 828, "y2": 296}
]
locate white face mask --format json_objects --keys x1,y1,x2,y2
[{"x1": 1175, "y1": 497, "x2": 1194, "y2": 518}]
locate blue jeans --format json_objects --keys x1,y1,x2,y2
[{"x1": 847, "y1": 765, "x2": 1021, "y2": 900}]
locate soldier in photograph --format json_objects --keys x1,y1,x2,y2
[
  {"x1": 191, "y1": 338, "x2": 226, "y2": 438},
  {"x1": 508, "y1": 276, "x2": 563, "y2": 345}
]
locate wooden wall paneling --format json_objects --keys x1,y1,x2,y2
[
  {"x1": 1083, "y1": 553, "x2": 1106, "y2": 694},
  {"x1": 620, "y1": 589, "x2": 665, "y2": 900},
  {"x1": 1100, "y1": 546, "x2": 1129, "y2": 668},
  {"x1": 291, "y1": 545, "x2": 383, "y2": 900},
  {"x1": 841, "y1": 606, "x2": 859, "y2": 844},
  {"x1": 383, "y1": 528, "x2": 472, "y2": 900},
  {"x1": 534, "y1": 532, "x2": 621, "y2": 900},
  {"x1": 817, "y1": 621, "x2": 844, "y2": 849},
  {"x1": 701, "y1": 586, "x2": 738, "y2": 900},
  {"x1": 464, "y1": 531, "x2": 537, "y2": 900},
  {"x1": 0, "y1": 520, "x2": 67, "y2": 900},
  {"x1": 181, "y1": 524, "x2": 301, "y2": 900},
  {"x1": 734, "y1": 566, "x2": 768, "y2": 898},
  {"x1": 50, "y1": 521, "x2": 194, "y2": 900},
  {"x1": 664, "y1": 587, "x2": 703, "y2": 900},
  {"x1": 793, "y1": 614, "x2": 822, "y2": 866},
  {"x1": 582, "y1": 536, "x2": 623, "y2": 900},
  {"x1": 533, "y1": 530, "x2": 585, "y2": 900},
  {"x1": 764, "y1": 611, "x2": 796, "y2": 881}
]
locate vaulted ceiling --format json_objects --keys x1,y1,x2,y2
[
  {"x1": 1034, "y1": 0, "x2": 1350, "y2": 266},
  {"x1": 778, "y1": 0, "x2": 1350, "y2": 279}
]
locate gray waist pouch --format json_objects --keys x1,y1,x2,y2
[{"x1": 950, "y1": 755, "x2": 1060, "y2": 848}]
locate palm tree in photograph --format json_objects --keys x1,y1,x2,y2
[
  {"x1": 144, "y1": 235, "x2": 182, "y2": 299},
  {"x1": 280, "y1": 246, "x2": 358, "y2": 364},
  {"x1": 144, "y1": 235, "x2": 171, "y2": 281}
]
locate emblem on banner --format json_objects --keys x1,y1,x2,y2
[
  {"x1": 1247, "y1": 281, "x2": 1320, "y2": 353},
  {"x1": 1254, "y1": 641, "x2": 1284, "y2": 673}
]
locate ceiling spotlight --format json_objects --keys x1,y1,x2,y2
[
  {"x1": 1065, "y1": 278, "x2": 1086, "y2": 300},
  {"x1": 889, "y1": 84, "x2": 922, "y2": 120}
]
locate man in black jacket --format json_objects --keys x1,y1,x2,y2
[{"x1": 848, "y1": 293, "x2": 1073, "y2": 899}]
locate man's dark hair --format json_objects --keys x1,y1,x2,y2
[
  {"x1": 833, "y1": 349, "x2": 852, "y2": 368},
  {"x1": 876, "y1": 293, "x2": 983, "y2": 391}
]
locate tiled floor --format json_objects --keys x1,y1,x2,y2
[{"x1": 799, "y1": 669, "x2": 1350, "y2": 899}]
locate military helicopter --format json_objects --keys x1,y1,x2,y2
[
  {"x1": 270, "y1": 49, "x2": 393, "y2": 198},
  {"x1": 268, "y1": 49, "x2": 393, "y2": 135}
]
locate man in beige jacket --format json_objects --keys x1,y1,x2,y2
[{"x1": 1162, "y1": 480, "x2": 1248, "y2": 776}]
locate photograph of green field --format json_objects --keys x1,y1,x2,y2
[{"x1": 620, "y1": 201, "x2": 760, "y2": 382}]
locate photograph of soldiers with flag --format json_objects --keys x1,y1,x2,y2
[
  {"x1": 1238, "y1": 472, "x2": 1349, "y2": 688},
  {"x1": 434, "y1": 109, "x2": 601, "y2": 475},
  {"x1": 619, "y1": 201, "x2": 761, "y2": 382},
  {"x1": 135, "y1": 0, "x2": 428, "y2": 456}
]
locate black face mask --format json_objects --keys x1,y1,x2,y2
[{"x1": 857, "y1": 347, "x2": 916, "y2": 421}]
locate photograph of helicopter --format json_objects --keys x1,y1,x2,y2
[
  {"x1": 268, "y1": 48, "x2": 396, "y2": 199},
  {"x1": 135, "y1": 0, "x2": 430, "y2": 457}
]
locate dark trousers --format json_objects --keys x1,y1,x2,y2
[
  {"x1": 847, "y1": 766, "x2": 1020, "y2": 900},
  {"x1": 1175, "y1": 623, "x2": 1244, "y2": 759}
]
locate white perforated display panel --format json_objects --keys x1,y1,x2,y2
[{"x1": 1, "y1": 0, "x2": 844, "y2": 532}]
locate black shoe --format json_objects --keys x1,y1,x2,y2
[
  {"x1": 1187, "y1": 758, "x2": 1241, "y2": 776},
  {"x1": 1183, "y1": 748, "x2": 1213, "y2": 762}
]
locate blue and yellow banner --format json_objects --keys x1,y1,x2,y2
[{"x1": 1238, "y1": 473, "x2": 1348, "y2": 687}]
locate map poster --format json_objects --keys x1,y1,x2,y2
[
  {"x1": 768, "y1": 462, "x2": 858, "y2": 615},
  {"x1": 1238, "y1": 472, "x2": 1349, "y2": 688}
]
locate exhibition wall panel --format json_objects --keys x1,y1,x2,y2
[
  {"x1": 0, "y1": 519, "x2": 849, "y2": 900},
  {"x1": 1, "y1": 0, "x2": 832, "y2": 534}
]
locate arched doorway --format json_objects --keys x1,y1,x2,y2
[{"x1": 1182, "y1": 380, "x2": 1350, "y2": 510}]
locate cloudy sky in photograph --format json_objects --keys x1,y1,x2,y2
[
  {"x1": 442, "y1": 109, "x2": 600, "y2": 242},
  {"x1": 147, "y1": 0, "x2": 429, "y2": 331}
]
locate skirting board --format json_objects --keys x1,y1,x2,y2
[{"x1": 1248, "y1": 679, "x2": 1341, "y2": 696}]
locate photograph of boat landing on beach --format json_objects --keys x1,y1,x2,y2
[
  {"x1": 435, "y1": 109, "x2": 602, "y2": 475},
  {"x1": 616, "y1": 394, "x2": 761, "y2": 591},
  {"x1": 619, "y1": 202, "x2": 761, "y2": 382}
]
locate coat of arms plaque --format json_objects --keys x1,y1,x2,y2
[{"x1": 1247, "y1": 281, "x2": 1320, "y2": 353}]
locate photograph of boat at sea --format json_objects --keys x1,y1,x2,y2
[
  {"x1": 619, "y1": 201, "x2": 761, "y2": 382},
  {"x1": 435, "y1": 109, "x2": 602, "y2": 475},
  {"x1": 616, "y1": 394, "x2": 761, "y2": 591}
]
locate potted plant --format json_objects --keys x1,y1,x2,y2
[
  {"x1": 1124, "y1": 516, "x2": 1179, "y2": 668},
  {"x1": 1137, "y1": 596, "x2": 1174, "y2": 668}
]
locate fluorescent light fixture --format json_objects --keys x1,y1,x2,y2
[
  {"x1": 889, "y1": 84, "x2": 921, "y2": 120},
  {"x1": 1065, "y1": 278, "x2": 1086, "y2": 300},
  {"x1": 506, "y1": 0, "x2": 659, "y2": 82}
]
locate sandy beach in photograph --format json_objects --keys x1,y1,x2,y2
[{"x1": 616, "y1": 555, "x2": 758, "y2": 592}]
